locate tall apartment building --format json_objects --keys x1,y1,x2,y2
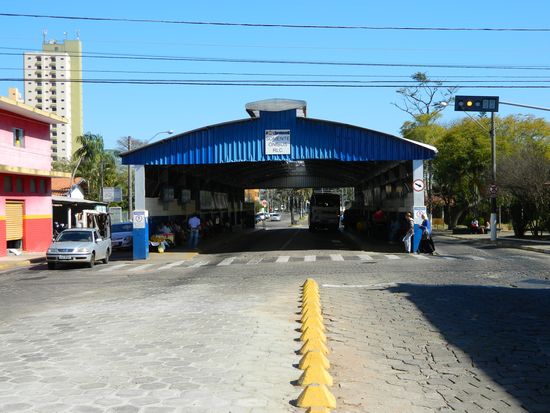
[{"x1": 24, "y1": 38, "x2": 83, "y2": 161}]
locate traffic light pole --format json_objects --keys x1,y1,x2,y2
[{"x1": 490, "y1": 113, "x2": 497, "y2": 242}]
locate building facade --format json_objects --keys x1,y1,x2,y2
[
  {"x1": 24, "y1": 38, "x2": 83, "y2": 161},
  {"x1": 0, "y1": 96, "x2": 67, "y2": 257}
]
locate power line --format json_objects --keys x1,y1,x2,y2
[
  {"x1": 1, "y1": 12, "x2": 549, "y2": 32},
  {"x1": 3, "y1": 66, "x2": 550, "y2": 80},
  {"x1": 3, "y1": 78, "x2": 550, "y2": 88},
  {"x1": 5, "y1": 50, "x2": 550, "y2": 71}
]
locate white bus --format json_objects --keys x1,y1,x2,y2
[{"x1": 308, "y1": 193, "x2": 341, "y2": 231}]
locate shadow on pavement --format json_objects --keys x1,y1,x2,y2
[{"x1": 389, "y1": 283, "x2": 550, "y2": 412}]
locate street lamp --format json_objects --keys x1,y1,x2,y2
[{"x1": 128, "y1": 130, "x2": 174, "y2": 215}]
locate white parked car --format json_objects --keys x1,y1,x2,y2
[
  {"x1": 111, "y1": 222, "x2": 133, "y2": 250},
  {"x1": 46, "y1": 228, "x2": 111, "y2": 269},
  {"x1": 270, "y1": 212, "x2": 281, "y2": 221}
]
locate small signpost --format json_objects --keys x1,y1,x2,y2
[{"x1": 413, "y1": 179, "x2": 425, "y2": 192}]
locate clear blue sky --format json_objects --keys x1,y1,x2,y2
[{"x1": 1, "y1": 1, "x2": 549, "y2": 150}]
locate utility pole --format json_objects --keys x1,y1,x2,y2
[
  {"x1": 127, "y1": 136, "x2": 132, "y2": 217},
  {"x1": 489, "y1": 113, "x2": 497, "y2": 241}
]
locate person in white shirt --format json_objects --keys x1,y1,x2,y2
[{"x1": 187, "y1": 215, "x2": 201, "y2": 249}]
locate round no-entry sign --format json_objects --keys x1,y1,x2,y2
[{"x1": 413, "y1": 179, "x2": 425, "y2": 192}]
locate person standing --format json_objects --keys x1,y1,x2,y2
[
  {"x1": 402, "y1": 212, "x2": 414, "y2": 253},
  {"x1": 419, "y1": 213, "x2": 435, "y2": 254},
  {"x1": 187, "y1": 214, "x2": 201, "y2": 249}
]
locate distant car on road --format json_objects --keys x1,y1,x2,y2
[
  {"x1": 255, "y1": 213, "x2": 266, "y2": 223},
  {"x1": 46, "y1": 228, "x2": 111, "y2": 269},
  {"x1": 270, "y1": 212, "x2": 281, "y2": 221},
  {"x1": 111, "y1": 222, "x2": 133, "y2": 250}
]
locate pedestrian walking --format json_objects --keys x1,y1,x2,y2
[
  {"x1": 187, "y1": 214, "x2": 201, "y2": 249},
  {"x1": 402, "y1": 212, "x2": 414, "y2": 253},
  {"x1": 418, "y1": 213, "x2": 435, "y2": 254}
]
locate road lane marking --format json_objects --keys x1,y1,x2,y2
[
  {"x1": 127, "y1": 264, "x2": 155, "y2": 272},
  {"x1": 276, "y1": 256, "x2": 290, "y2": 263},
  {"x1": 189, "y1": 261, "x2": 209, "y2": 268},
  {"x1": 357, "y1": 254, "x2": 373, "y2": 260},
  {"x1": 330, "y1": 254, "x2": 344, "y2": 261},
  {"x1": 158, "y1": 260, "x2": 188, "y2": 270},
  {"x1": 411, "y1": 254, "x2": 430, "y2": 260},
  {"x1": 99, "y1": 264, "x2": 130, "y2": 272},
  {"x1": 323, "y1": 282, "x2": 398, "y2": 289},
  {"x1": 304, "y1": 255, "x2": 316, "y2": 262},
  {"x1": 465, "y1": 255, "x2": 486, "y2": 261},
  {"x1": 441, "y1": 256, "x2": 458, "y2": 261},
  {"x1": 217, "y1": 257, "x2": 237, "y2": 266},
  {"x1": 385, "y1": 255, "x2": 400, "y2": 260},
  {"x1": 247, "y1": 256, "x2": 263, "y2": 265}
]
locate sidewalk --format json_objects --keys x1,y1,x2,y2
[{"x1": 438, "y1": 229, "x2": 550, "y2": 254}]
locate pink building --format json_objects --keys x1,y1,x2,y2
[{"x1": 0, "y1": 96, "x2": 67, "y2": 257}]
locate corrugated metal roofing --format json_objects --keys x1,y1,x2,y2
[{"x1": 121, "y1": 109, "x2": 436, "y2": 166}]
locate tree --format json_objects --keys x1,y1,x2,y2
[
  {"x1": 432, "y1": 118, "x2": 493, "y2": 228},
  {"x1": 73, "y1": 133, "x2": 116, "y2": 201},
  {"x1": 497, "y1": 118, "x2": 550, "y2": 236},
  {"x1": 394, "y1": 72, "x2": 458, "y2": 117}
]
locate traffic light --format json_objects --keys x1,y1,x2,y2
[{"x1": 454, "y1": 95, "x2": 499, "y2": 112}]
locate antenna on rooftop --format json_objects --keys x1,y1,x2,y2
[
  {"x1": 63, "y1": 32, "x2": 68, "y2": 39},
  {"x1": 76, "y1": 30, "x2": 80, "y2": 40},
  {"x1": 42, "y1": 29, "x2": 48, "y2": 44}
]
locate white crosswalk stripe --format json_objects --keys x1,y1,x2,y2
[
  {"x1": 411, "y1": 254, "x2": 430, "y2": 260},
  {"x1": 357, "y1": 254, "x2": 374, "y2": 260},
  {"x1": 330, "y1": 254, "x2": 344, "y2": 261},
  {"x1": 385, "y1": 255, "x2": 400, "y2": 260},
  {"x1": 127, "y1": 264, "x2": 155, "y2": 272},
  {"x1": 158, "y1": 260, "x2": 188, "y2": 270},
  {"x1": 247, "y1": 257, "x2": 263, "y2": 265},
  {"x1": 217, "y1": 257, "x2": 237, "y2": 266},
  {"x1": 189, "y1": 261, "x2": 209, "y2": 268},
  {"x1": 304, "y1": 255, "x2": 316, "y2": 262},
  {"x1": 99, "y1": 264, "x2": 130, "y2": 272},
  {"x1": 276, "y1": 256, "x2": 290, "y2": 263}
]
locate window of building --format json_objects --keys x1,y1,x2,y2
[
  {"x1": 15, "y1": 177, "x2": 23, "y2": 193},
  {"x1": 29, "y1": 179, "x2": 36, "y2": 193},
  {"x1": 13, "y1": 128, "x2": 24, "y2": 147},
  {"x1": 39, "y1": 179, "x2": 46, "y2": 193},
  {"x1": 3, "y1": 176, "x2": 12, "y2": 192}
]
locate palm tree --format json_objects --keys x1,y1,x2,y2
[{"x1": 74, "y1": 133, "x2": 105, "y2": 200}]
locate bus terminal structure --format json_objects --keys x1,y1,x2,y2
[{"x1": 120, "y1": 99, "x2": 437, "y2": 259}]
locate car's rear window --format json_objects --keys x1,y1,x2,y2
[
  {"x1": 58, "y1": 231, "x2": 93, "y2": 242},
  {"x1": 112, "y1": 223, "x2": 133, "y2": 232}
]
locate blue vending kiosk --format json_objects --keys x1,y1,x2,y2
[{"x1": 132, "y1": 210, "x2": 149, "y2": 260}]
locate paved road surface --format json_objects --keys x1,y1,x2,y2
[{"x1": 1, "y1": 214, "x2": 549, "y2": 412}]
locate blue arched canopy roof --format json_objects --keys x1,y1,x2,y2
[{"x1": 121, "y1": 109, "x2": 437, "y2": 167}]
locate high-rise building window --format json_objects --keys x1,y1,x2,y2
[{"x1": 29, "y1": 179, "x2": 36, "y2": 193}]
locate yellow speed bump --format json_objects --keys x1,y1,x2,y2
[
  {"x1": 302, "y1": 299, "x2": 321, "y2": 309},
  {"x1": 300, "y1": 326, "x2": 327, "y2": 343},
  {"x1": 296, "y1": 383, "x2": 337, "y2": 409},
  {"x1": 302, "y1": 278, "x2": 318, "y2": 288},
  {"x1": 300, "y1": 338, "x2": 329, "y2": 355},
  {"x1": 301, "y1": 310, "x2": 324, "y2": 324},
  {"x1": 299, "y1": 350, "x2": 330, "y2": 370},
  {"x1": 300, "y1": 317, "x2": 326, "y2": 332},
  {"x1": 298, "y1": 364, "x2": 334, "y2": 386}
]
